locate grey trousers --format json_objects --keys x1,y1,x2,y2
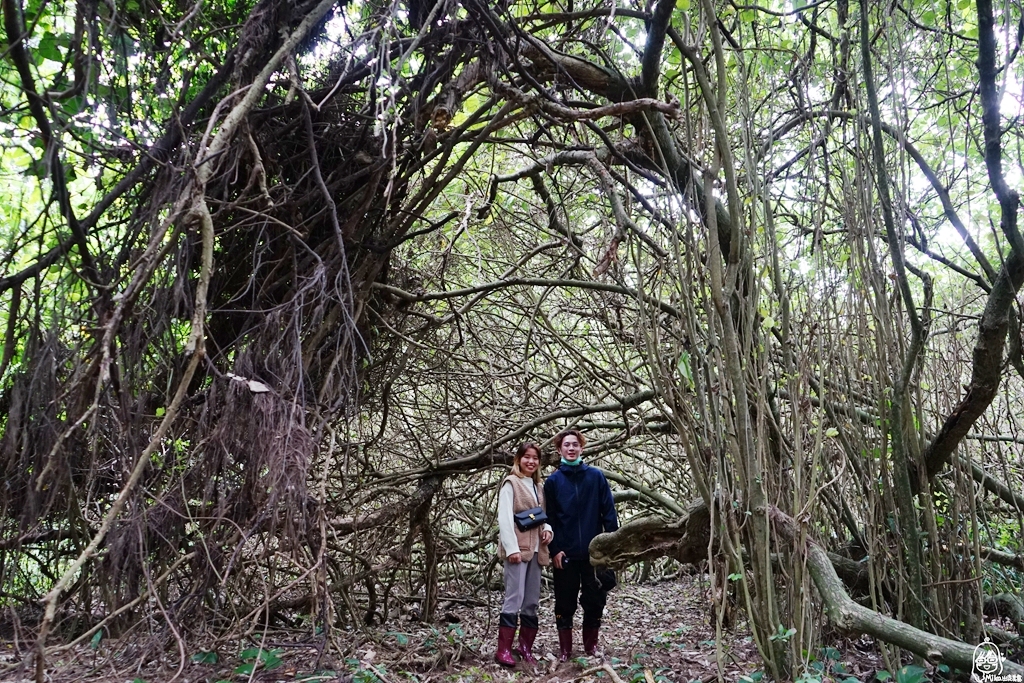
[{"x1": 501, "y1": 555, "x2": 542, "y2": 620}]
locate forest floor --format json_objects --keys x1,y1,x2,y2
[{"x1": 4, "y1": 571, "x2": 924, "y2": 683}]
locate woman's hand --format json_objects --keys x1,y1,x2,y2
[
  {"x1": 508, "y1": 553, "x2": 522, "y2": 564},
  {"x1": 554, "y1": 551, "x2": 566, "y2": 569},
  {"x1": 540, "y1": 529, "x2": 553, "y2": 544}
]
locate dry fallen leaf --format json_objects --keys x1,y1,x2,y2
[{"x1": 224, "y1": 372, "x2": 270, "y2": 393}]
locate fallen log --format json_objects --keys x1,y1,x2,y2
[
  {"x1": 586, "y1": 499, "x2": 1023, "y2": 676},
  {"x1": 769, "y1": 506, "x2": 1024, "y2": 676}
]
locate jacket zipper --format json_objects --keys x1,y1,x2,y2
[{"x1": 573, "y1": 470, "x2": 582, "y2": 559}]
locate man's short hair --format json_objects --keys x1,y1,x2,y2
[{"x1": 553, "y1": 428, "x2": 586, "y2": 449}]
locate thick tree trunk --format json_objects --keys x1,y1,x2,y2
[{"x1": 589, "y1": 499, "x2": 712, "y2": 567}]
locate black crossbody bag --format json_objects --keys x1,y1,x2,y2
[{"x1": 513, "y1": 482, "x2": 548, "y2": 531}]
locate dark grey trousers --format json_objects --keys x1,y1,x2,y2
[{"x1": 500, "y1": 555, "x2": 542, "y2": 626}]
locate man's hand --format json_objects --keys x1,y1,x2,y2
[
  {"x1": 508, "y1": 553, "x2": 522, "y2": 564},
  {"x1": 540, "y1": 529, "x2": 553, "y2": 544},
  {"x1": 554, "y1": 551, "x2": 566, "y2": 569}
]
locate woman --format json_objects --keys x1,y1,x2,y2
[{"x1": 494, "y1": 442, "x2": 553, "y2": 667}]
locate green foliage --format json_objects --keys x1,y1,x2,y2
[
  {"x1": 677, "y1": 351, "x2": 693, "y2": 388},
  {"x1": 386, "y1": 631, "x2": 410, "y2": 646},
  {"x1": 875, "y1": 666, "x2": 927, "y2": 683},
  {"x1": 444, "y1": 667, "x2": 492, "y2": 682},
  {"x1": 894, "y1": 665, "x2": 928, "y2": 683},
  {"x1": 649, "y1": 627, "x2": 689, "y2": 650},
  {"x1": 190, "y1": 650, "x2": 218, "y2": 664},
  {"x1": 621, "y1": 661, "x2": 671, "y2": 683},
  {"x1": 768, "y1": 624, "x2": 797, "y2": 642},
  {"x1": 423, "y1": 623, "x2": 471, "y2": 653},
  {"x1": 344, "y1": 658, "x2": 387, "y2": 683},
  {"x1": 795, "y1": 646, "x2": 857, "y2": 683},
  {"x1": 234, "y1": 647, "x2": 283, "y2": 675}
]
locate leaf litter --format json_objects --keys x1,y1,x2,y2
[{"x1": 4, "y1": 571, "x2": 936, "y2": 682}]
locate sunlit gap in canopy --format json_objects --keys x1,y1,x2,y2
[
  {"x1": 898, "y1": 24, "x2": 1024, "y2": 252},
  {"x1": 300, "y1": 2, "x2": 378, "y2": 79}
]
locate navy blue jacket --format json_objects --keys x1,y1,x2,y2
[{"x1": 544, "y1": 461, "x2": 618, "y2": 561}]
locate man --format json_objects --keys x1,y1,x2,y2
[{"x1": 544, "y1": 428, "x2": 619, "y2": 660}]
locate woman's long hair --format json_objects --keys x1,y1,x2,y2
[{"x1": 511, "y1": 442, "x2": 543, "y2": 485}]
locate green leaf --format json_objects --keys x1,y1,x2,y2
[
  {"x1": 769, "y1": 625, "x2": 797, "y2": 642},
  {"x1": 676, "y1": 0, "x2": 690, "y2": 8},
  {"x1": 895, "y1": 665, "x2": 927, "y2": 683},
  {"x1": 825, "y1": 428, "x2": 839, "y2": 438},
  {"x1": 875, "y1": 672, "x2": 892, "y2": 682},
  {"x1": 36, "y1": 32, "x2": 61, "y2": 62},
  {"x1": 677, "y1": 351, "x2": 693, "y2": 385},
  {"x1": 387, "y1": 631, "x2": 409, "y2": 646},
  {"x1": 90, "y1": 630, "x2": 103, "y2": 650},
  {"x1": 60, "y1": 95, "x2": 84, "y2": 116},
  {"x1": 190, "y1": 651, "x2": 217, "y2": 664},
  {"x1": 235, "y1": 646, "x2": 279, "y2": 673}
]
